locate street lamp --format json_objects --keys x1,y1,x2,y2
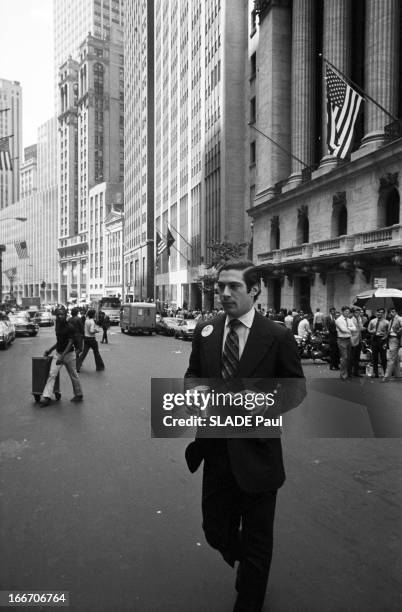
[{"x1": 0, "y1": 216, "x2": 27, "y2": 304}]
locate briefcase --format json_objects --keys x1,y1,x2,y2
[{"x1": 32, "y1": 356, "x2": 61, "y2": 403}]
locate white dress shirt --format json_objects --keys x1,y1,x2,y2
[
  {"x1": 297, "y1": 318, "x2": 311, "y2": 337},
  {"x1": 223, "y1": 307, "x2": 256, "y2": 359},
  {"x1": 335, "y1": 315, "x2": 356, "y2": 338}
]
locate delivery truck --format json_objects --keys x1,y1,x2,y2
[{"x1": 120, "y1": 302, "x2": 156, "y2": 335}]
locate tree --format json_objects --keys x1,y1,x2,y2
[{"x1": 196, "y1": 240, "x2": 249, "y2": 309}]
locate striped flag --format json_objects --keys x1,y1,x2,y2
[
  {"x1": 4, "y1": 267, "x2": 17, "y2": 280},
  {"x1": 14, "y1": 240, "x2": 28, "y2": 259},
  {"x1": 166, "y1": 228, "x2": 175, "y2": 257},
  {"x1": 156, "y1": 231, "x2": 167, "y2": 256},
  {"x1": 326, "y1": 65, "x2": 363, "y2": 159},
  {"x1": 0, "y1": 136, "x2": 13, "y2": 171}
]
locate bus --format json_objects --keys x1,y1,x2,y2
[{"x1": 94, "y1": 297, "x2": 121, "y2": 325}]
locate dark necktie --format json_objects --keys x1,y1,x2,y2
[{"x1": 221, "y1": 319, "x2": 240, "y2": 380}]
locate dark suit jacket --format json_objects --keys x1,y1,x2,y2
[
  {"x1": 324, "y1": 314, "x2": 337, "y2": 336},
  {"x1": 184, "y1": 311, "x2": 305, "y2": 493}
]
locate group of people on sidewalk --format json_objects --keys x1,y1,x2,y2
[
  {"x1": 326, "y1": 305, "x2": 402, "y2": 381},
  {"x1": 39, "y1": 307, "x2": 107, "y2": 406}
]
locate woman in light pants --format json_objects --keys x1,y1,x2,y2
[
  {"x1": 42, "y1": 350, "x2": 82, "y2": 400},
  {"x1": 40, "y1": 308, "x2": 83, "y2": 405}
]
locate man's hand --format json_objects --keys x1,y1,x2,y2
[
  {"x1": 56, "y1": 357, "x2": 64, "y2": 365},
  {"x1": 44, "y1": 349, "x2": 51, "y2": 357},
  {"x1": 185, "y1": 385, "x2": 211, "y2": 415}
]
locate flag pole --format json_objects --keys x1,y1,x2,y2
[
  {"x1": 320, "y1": 54, "x2": 398, "y2": 122},
  {"x1": 248, "y1": 123, "x2": 313, "y2": 170},
  {"x1": 170, "y1": 243, "x2": 190, "y2": 265}
]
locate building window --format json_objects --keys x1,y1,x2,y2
[
  {"x1": 250, "y1": 52, "x2": 256, "y2": 79},
  {"x1": 378, "y1": 187, "x2": 400, "y2": 227},
  {"x1": 297, "y1": 215, "x2": 309, "y2": 245},
  {"x1": 250, "y1": 141, "x2": 256, "y2": 165},
  {"x1": 250, "y1": 97, "x2": 256, "y2": 124},
  {"x1": 337, "y1": 205, "x2": 348, "y2": 236},
  {"x1": 250, "y1": 9, "x2": 257, "y2": 37}
]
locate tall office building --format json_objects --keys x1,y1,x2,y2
[
  {"x1": 20, "y1": 145, "x2": 38, "y2": 198},
  {"x1": 57, "y1": 29, "x2": 124, "y2": 302},
  {"x1": 0, "y1": 117, "x2": 59, "y2": 304},
  {"x1": 123, "y1": 0, "x2": 154, "y2": 301},
  {"x1": 0, "y1": 79, "x2": 22, "y2": 209},
  {"x1": 53, "y1": 0, "x2": 124, "y2": 108},
  {"x1": 53, "y1": 0, "x2": 124, "y2": 302},
  {"x1": 149, "y1": 0, "x2": 248, "y2": 309},
  {"x1": 249, "y1": 0, "x2": 402, "y2": 311}
]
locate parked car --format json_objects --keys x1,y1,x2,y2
[
  {"x1": 35, "y1": 310, "x2": 54, "y2": 326},
  {"x1": 175, "y1": 318, "x2": 197, "y2": 340},
  {"x1": 8, "y1": 313, "x2": 39, "y2": 337},
  {"x1": 5, "y1": 316, "x2": 16, "y2": 343},
  {"x1": 157, "y1": 317, "x2": 183, "y2": 336},
  {"x1": 0, "y1": 318, "x2": 14, "y2": 349}
]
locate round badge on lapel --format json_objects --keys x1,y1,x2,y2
[{"x1": 201, "y1": 325, "x2": 213, "y2": 338}]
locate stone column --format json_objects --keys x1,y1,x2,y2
[
  {"x1": 256, "y1": 1, "x2": 292, "y2": 197},
  {"x1": 288, "y1": 0, "x2": 316, "y2": 184},
  {"x1": 67, "y1": 261, "x2": 72, "y2": 302},
  {"x1": 318, "y1": 0, "x2": 351, "y2": 171},
  {"x1": 362, "y1": 0, "x2": 400, "y2": 148}
]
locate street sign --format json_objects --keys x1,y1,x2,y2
[{"x1": 373, "y1": 277, "x2": 387, "y2": 289}]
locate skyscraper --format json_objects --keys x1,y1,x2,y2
[
  {"x1": 124, "y1": 0, "x2": 249, "y2": 309},
  {"x1": 53, "y1": 0, "x2": 124, "y2": 108},
  {"x1": 0, "y1": 78, "x2": 22, "y2": 209},
  {"x1": 54, "y1": 0, "x2": 124, "y2": 302},
  {"x1": 0, "y1": 117, "x2": 59, "y2": 304},
  {"x1": 123, "y1": 0, "x2": 154, "y2": 301},
  {"x1": 57, "y1": 28, "x2": 124, "y2": 303}
]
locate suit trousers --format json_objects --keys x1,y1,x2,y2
[
  {"x1": 328, "y1": 335, "x2": 340, "y2": 368},
  {"x1": 371, "y1": 336, "x2": 387, "y2": 377},
  {"x1": 350, "y1": 343, "x2": 361, "y2": 376},
  {"x1": 202, "y1": 442, "x2": 277, "y2": 612},
  {"x1": 77, "y1": 337, "x2": 105, "y2": 371}
]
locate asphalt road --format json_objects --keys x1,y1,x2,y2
[{"x1": 0, "y1": 327, "x2": 401, "y2": 611}]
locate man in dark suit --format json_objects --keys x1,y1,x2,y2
[
  {"x1": 324, "y1": 306, "x2": 340, "y2": 370},
  {"x1": 185, "y1": 260, "x2": 305, "y2": 612}
]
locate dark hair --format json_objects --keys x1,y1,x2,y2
[
  {"x1": 217, "y1": 260, "x2": 261, "y2": 300},
  {"x1": 87, "y1": 309, "x2": 96, "y2": 318},
  {"x1": 341, "y1": 306, "x2": 350, "y2": 312},
  {"x1": 71, "y1": 307, "x2": 79, "y2": 317}
]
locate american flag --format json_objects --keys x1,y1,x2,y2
[
  {"x1": 0, "y1": 136, "x2": 13, "y2": 171},
  {"x1": 14, "y1": 240, "x2": 28, "y2": 259},
  {"x1": 326, "y1": 65, "x2": 363, "y2": 159},
  {"x1": 156, "y1": 231, "x2": 167, "y2": 256},
  {"x1": 4, "y1": 267, "x2": 17, "y2": 281},
  {"x1": 166, "y1": 228, "x2": 175, "y2": 257}
]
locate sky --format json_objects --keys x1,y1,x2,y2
[{"x1": 0, "y1": 0, "x2": 54, "y2": 149}]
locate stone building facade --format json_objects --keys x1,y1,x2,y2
[{"x1": 249, "y1": 0, "x2": 402, "y2": 312}]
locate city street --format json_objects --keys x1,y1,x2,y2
[{"x1": 0, "y1": 328, "x2": 401, "y2": 611}]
